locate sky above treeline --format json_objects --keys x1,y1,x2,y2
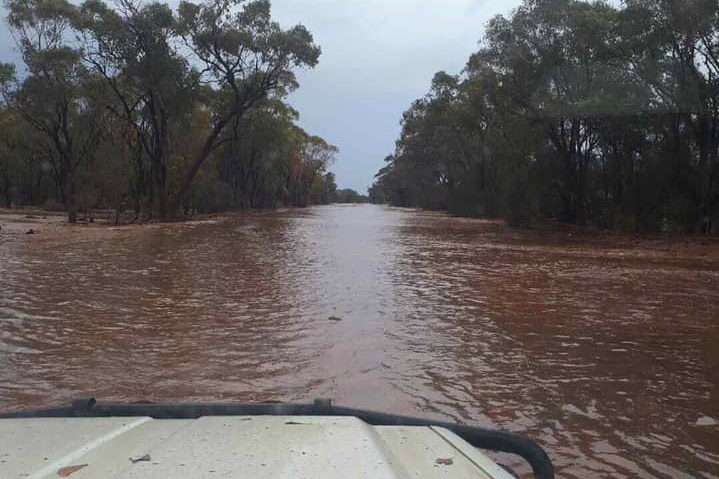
[
  {"x1": 270, "y1": 0, "x2": 522, "y2": 192},
  {"x1": 0, "y1": 0, "x2": 522, "y2": 192}
]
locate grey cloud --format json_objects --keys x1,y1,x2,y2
[{"x1": 271, "y1": 0, "x2": 520, "y2": 191}]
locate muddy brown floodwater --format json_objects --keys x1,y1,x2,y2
[{"x1": 1, "y1": 204, "x2": 718, "y2": 478}]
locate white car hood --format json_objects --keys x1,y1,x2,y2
[{"x1": 0, "y1": 416, "x2": 515, "y2": 479}]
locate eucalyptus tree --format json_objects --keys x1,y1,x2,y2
[
  {"x1": 173, "y1": 0, "x2": 321, "y2": 215},
  {"x1": 373, "y1": 0, "x2": 719, "y2": 232},
  {"x1": 5, "y1": 0, "x2": 104, "y2": 222},
  {"x1": 78, "y1": 0, "x2": 196, "y2": 219}
]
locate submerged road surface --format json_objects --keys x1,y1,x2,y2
[{"x1": 1, "y1": 204, "x2": 718, "y2": 478}]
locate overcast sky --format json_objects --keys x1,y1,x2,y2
[
  {"x1": 0, "y1": 0, "x2": 522, "y2": 192},
  {"x1": 269, "y1": 0, "x2": 521, "y2": 192}
]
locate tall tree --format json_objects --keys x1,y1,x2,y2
[
  {"x1": 173, "y1": 0, "x2": 321, "y2": 215},
  {"x1": 6, "y1": 0, "x2": 103, "y2": 222},
  {"x1": 372, "y1": 0, "x2": 719, "y2": 232},
  {"x1": 78, "y1": 0, "x2": 196, "y2": 219}
]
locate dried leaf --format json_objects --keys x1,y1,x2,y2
[
  {"x1": 129, "y1": 454, "x2": 151, "y2": 463},
  {"x1": 57, "y1": 464, "x2": 88, "y2": 476}
]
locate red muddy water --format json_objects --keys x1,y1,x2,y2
[{"x1": 1, "y1": 204, "x2": 718, "y2": 478}]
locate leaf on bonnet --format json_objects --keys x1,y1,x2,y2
[{"x1": 57, "y1": 464, "x2": 88, "y2": 476}]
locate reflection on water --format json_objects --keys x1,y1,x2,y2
[{"x1": 1, "y1": 205, "x2": 718, "y2": 478}]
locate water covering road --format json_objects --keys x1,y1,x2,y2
[{"x1": 1, "y1": 204, "x2": 718, "y2": 478}]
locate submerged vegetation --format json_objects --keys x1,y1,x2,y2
[
  {"x1": 0, "y1": 0, "x2": 340, "y2": 222},
  {"x1": 370, "y1": 0, "x2": 719, "y2": 233}
]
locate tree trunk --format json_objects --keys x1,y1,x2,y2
[
  {"x1": 53, "y1": 154, "x2": 77, "y2": 224},
  {"x1": 65, "y1": 169, "x2": 77, "y2": 224},
  {"x1": 151, "y1": 161, "x2": 168, "y2": 220},
  {"x1": 171, "y1": 115, "x2": 233, "y2": 215},
  {"x1": 2, "y1": 161, "x2": 10, "y2": 207},
  {"x1": 146, "y1": 98, "x2": 171, "y2": 221}
]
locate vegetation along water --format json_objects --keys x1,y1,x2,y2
[{"x1": 0, "y1": 0, "x2": 718, "y2": 478}]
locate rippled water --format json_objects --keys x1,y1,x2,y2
[{"x1": 1, "y1": 205, "x2": 718, "y2": 478}]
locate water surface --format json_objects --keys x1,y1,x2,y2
[{"x1": 1, "y1": 205, "x2": 718, "y2": 478}]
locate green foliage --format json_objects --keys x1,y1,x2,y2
[
  {"x1": 312, "y1": 172, "x2": 337, "y2": 205},
  {"x1": 1, "y1": 0, "x2": 334, "y2": 220},
  {"x1": 334, "y1": 188, "x2": 368, "y2": 204},
  {"x1": 372, "y1": 0, "x2": 719, "y2": 233}
]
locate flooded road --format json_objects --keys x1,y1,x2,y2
[{"x1": 1, "y1": 204, "x2": 718, "y2": 478}]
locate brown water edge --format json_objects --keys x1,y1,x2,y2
[{"x1": 1, "y1": 204, "x2": 718, "y2": 478}]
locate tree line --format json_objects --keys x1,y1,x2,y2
[
  {"x1": 335, "y1": 188, "x2": 368, "y2": 204},
  {"x1": 370, "y1": 0, "x2": 718, "y2": 233},
  {"x1": 0, "y1": 0, "x2": 342, "y2": 223}
]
